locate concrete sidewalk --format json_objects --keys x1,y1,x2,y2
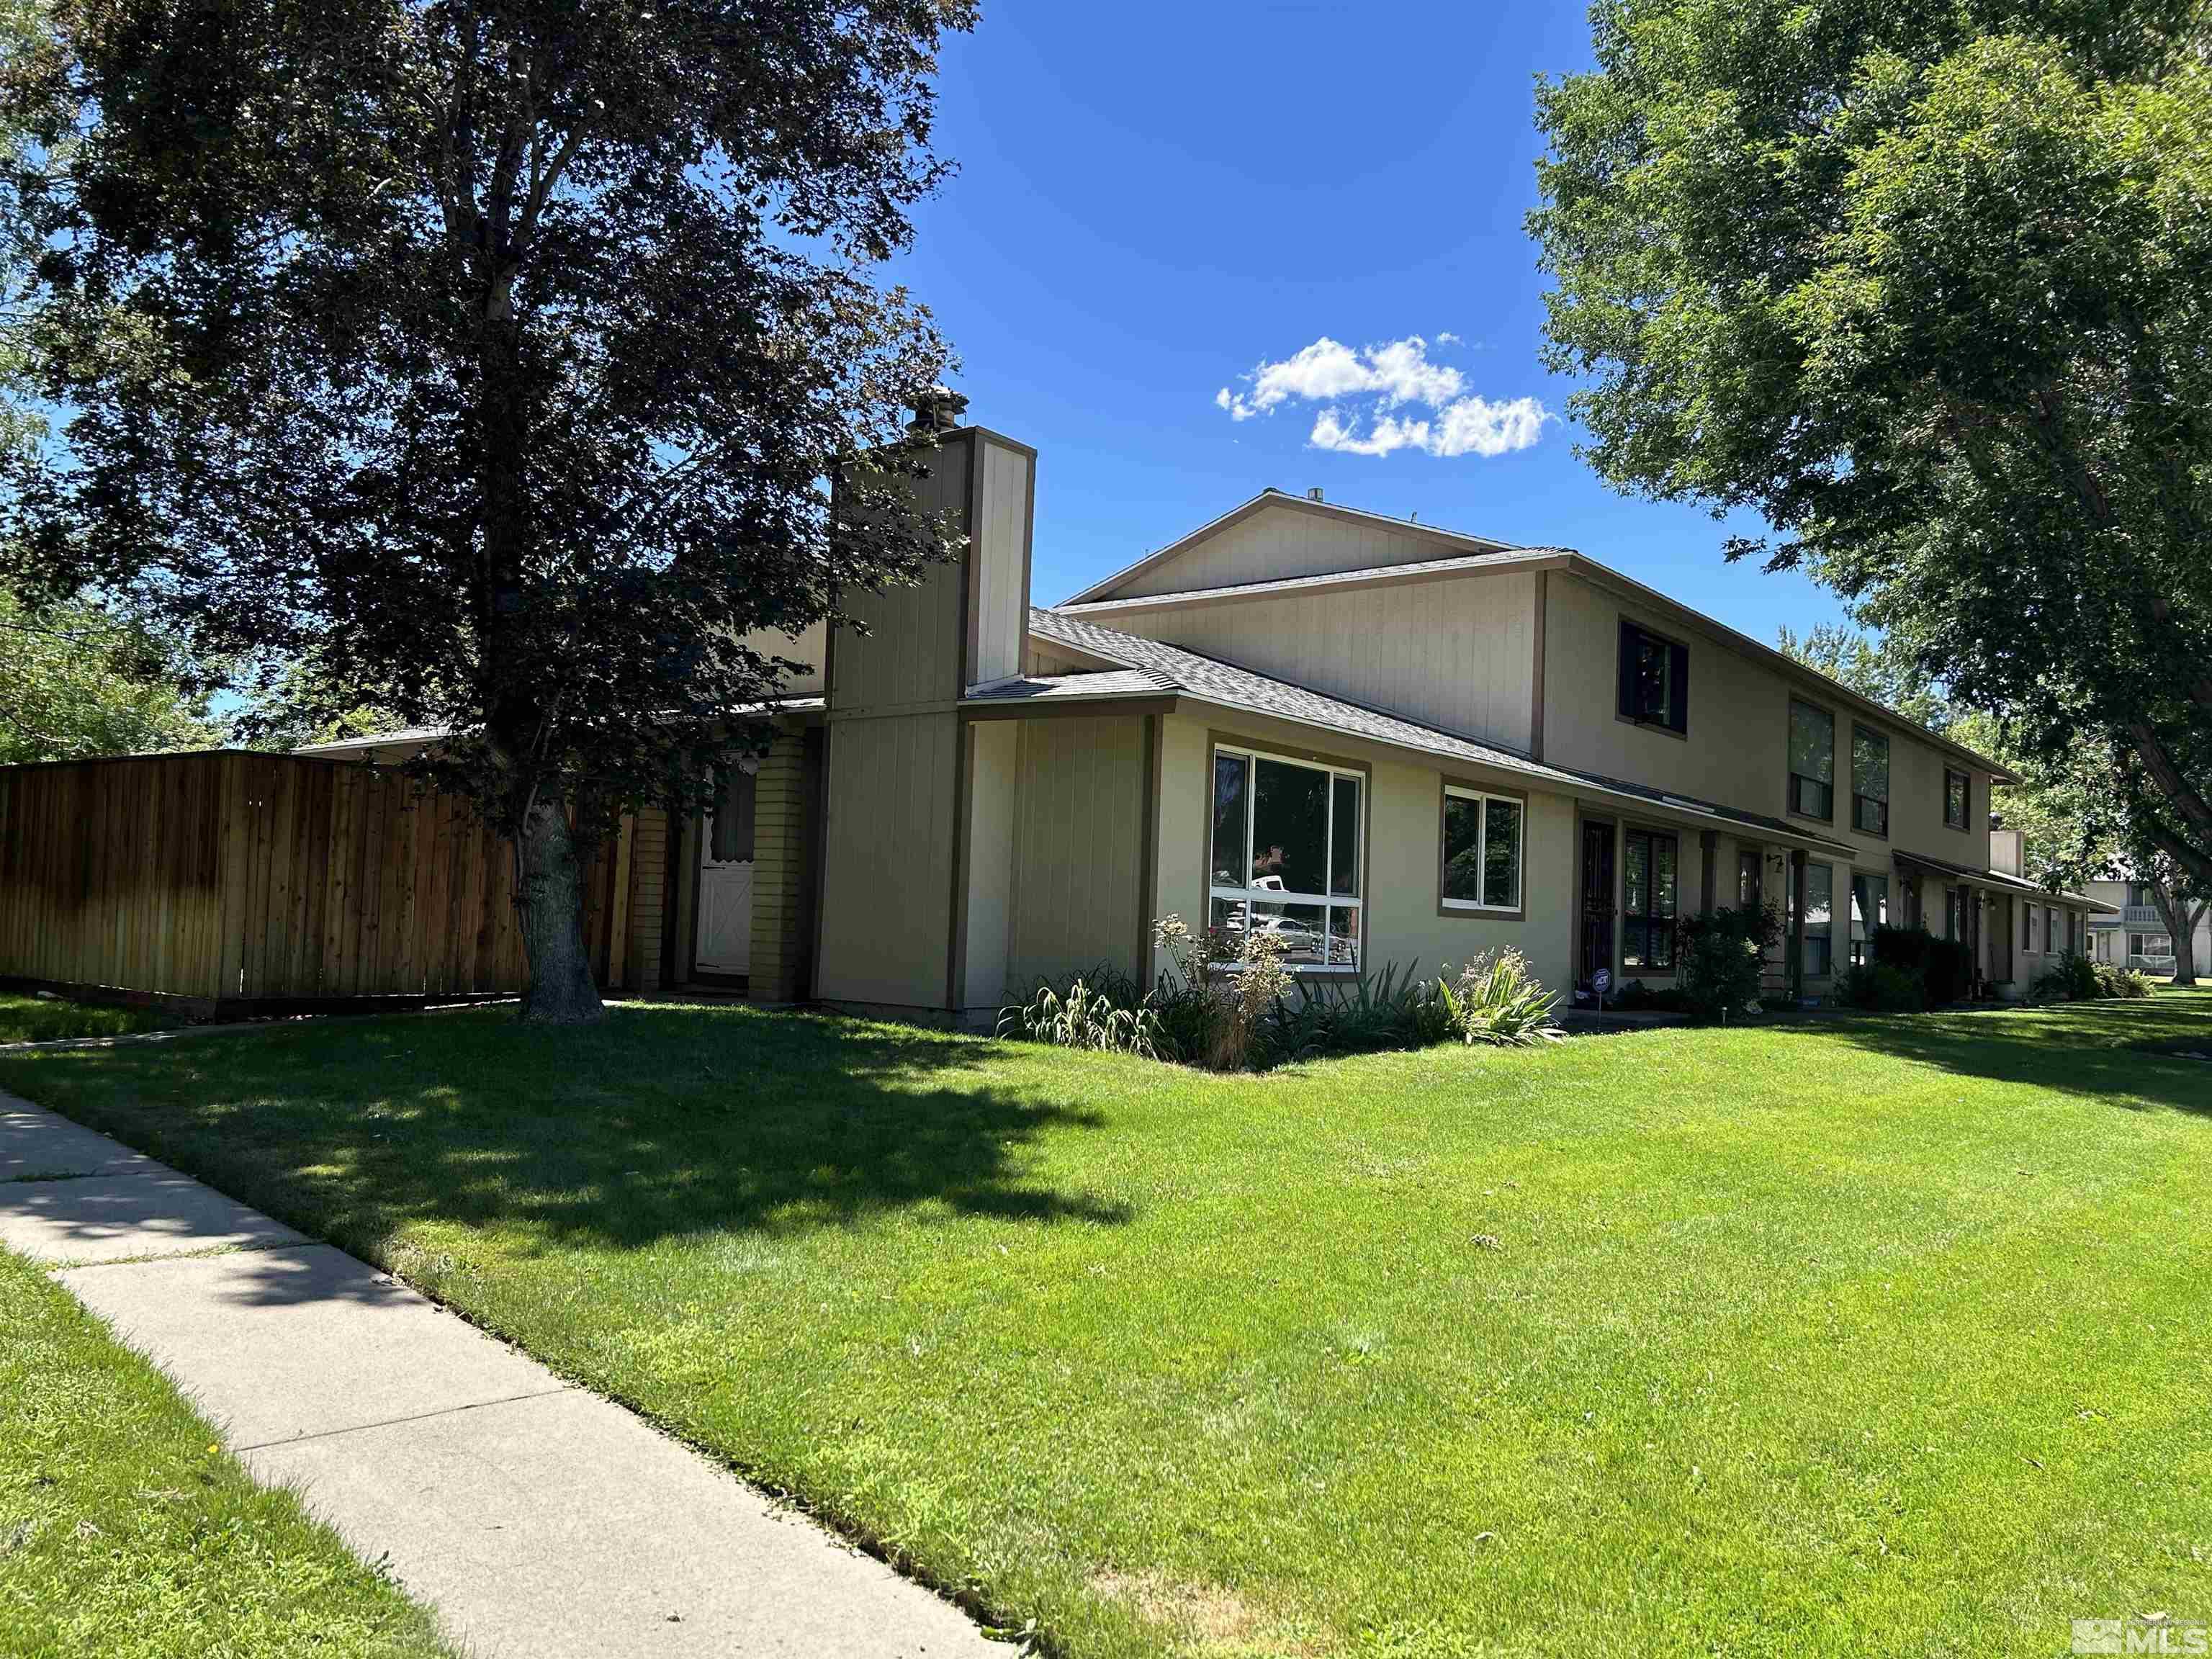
[{"x1": 0, "y1": 1094, "x2": 1003, "y2": 1659}]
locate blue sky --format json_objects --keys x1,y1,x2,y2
[{"x1": 887, "y1": 3, "x2": 1849, "y2": 644}]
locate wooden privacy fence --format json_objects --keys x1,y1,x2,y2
[{"x1": 0, "y1": 750, "x2": 626, "y2": 1012}]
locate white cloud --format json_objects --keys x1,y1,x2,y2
[{"x1": 1217, "y1": 334, "x2": 1547, "y2": 459}]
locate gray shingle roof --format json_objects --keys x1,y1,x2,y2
[{"x1": 1027, "y1": 607, "x2": 1863, "y2": 855}]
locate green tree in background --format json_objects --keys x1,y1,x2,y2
[
  {"x1": 1534, "y1": 1, "x2": 2212, "y2": 899},
  {"x1": 1776, "y1": 624, "x2": 2208, "y2": 980},
  {"x1": 0, "y1": 591, "x2": 222, "y2": 763},
  {"x1": 1, "y1": 0, "x2": 974, "y2": 1022}
]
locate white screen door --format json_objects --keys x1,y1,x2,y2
[{"x1": 696, "y1": 763, "x2": 756, "y2": 974}]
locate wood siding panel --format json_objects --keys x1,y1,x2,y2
[
  {"x1": 1004, "y1": 714, "x2": 1147, "y2": 992},
  {"x1": 1105, "y1": 569, "x2": 1537, "y2": 752},
  {"x1": 1116, "y1": 503, "x2": 1489, "y2": 598},
  {"x1": 814, "y1": 712, "x2": 957, "y2": 1007},
  {"x1": 830, "y1": 439, "x2": 971, "y2": 712}
]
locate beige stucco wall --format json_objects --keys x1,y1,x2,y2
[
  {"x1": 1149, "y1": 708, "x2": 1578, "y2": 1001},
  {"x1": 1096, "y1": 568, "x2": 1537, "y2": 753}
]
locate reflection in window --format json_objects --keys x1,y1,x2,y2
[
  {"x1": 1850, "y1": 872, "x2": 1887, "y2": 965},
  {"x1": 1853, "y1": 727, "x2": 1890, "y2": 836},
  {"x1": 1208, "y1": 746, "x2": 1363, "y2": 969},
  {"x1": 1622, "y1": 828, "x2": 1677, "y2": 969},
  {"x1": 1804, "y1": 864, "x2": 1833, "y2": 977},
  {"x1": 1789, "y1": 700, "x2": 1834, "y2": 819},
  {"x1": 1442, "y1": 787, "x2": 1523, "y2": 911}
]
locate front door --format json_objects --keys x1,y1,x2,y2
[
  {"x1": 1579, "y1": 821, "x2": 1616, "y2": 987},
  {"x1": 696, "y1": 764, "x2": 755, "y2": 976}
]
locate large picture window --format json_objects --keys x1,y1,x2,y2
[
  {"x1": 1617, "y1": 621, "x2": 1689, "y2": 734},
  {"x1": 1850, "y1": 871, "x2": 1887, "y2": 966},
  {"x1": 1622, "y1": 828, "x2": 1678, "y2": 969},
  {"x1": 1804, "y1": 863, "x2": 1833, "y2": 977},
  {"x1": 1789, "y1": 700, "x2": 1834, "y2": 819},
  {"x1": 1208, "y1": 745, "x2": 1362, "y2": 969},
  {"x1": 1441, "y1": 786, "x2": 1523, "y2": 912},
  {"x1": 1852, "y1": 727, "x2": 1890, "y2": 837}
]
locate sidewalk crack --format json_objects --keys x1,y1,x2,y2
[{"x1": 235, "y1": 1385, "x2": 573, "y2": 1454}]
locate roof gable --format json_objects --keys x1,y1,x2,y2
[{"x1": 1063, "y1": 490, "x2": 1520, "y2": 605}]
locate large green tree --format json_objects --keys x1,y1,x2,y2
[
  {"x1": 1533, "y1": 0, "x2": 2212, "y2": 899},
  {"x1": 1, "y1": 0, "x2": 973, "y2": 1021}
]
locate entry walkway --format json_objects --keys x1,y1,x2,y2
[{"x1": 0, "y1": 1094, "x2": 1002, "y2": 1659}]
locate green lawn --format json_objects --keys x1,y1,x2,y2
[
  {"x1": 0, "y1": 992, "x2": 178, "y2": 1046},
  {"x1": 0, "y1": 1244, "x2": 449, "y2": 1658},
  {"x1": 3, "y1": 994, "x2": 2210, "y2": 1658}
]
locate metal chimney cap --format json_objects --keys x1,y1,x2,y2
[
  {"x1": 907, "y1": 387, "x2": 970, "y2": 434},
  {"x1": 1306, "y1": 486, "x2": 1324, "y2": 501}
]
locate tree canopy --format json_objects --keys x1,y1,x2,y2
[
  {"x1": 1534, "y1": 0, "x2": 2212, "y2": 895},
  {"x1": 1, "y1": 0, "x2": 976, "y2": 1019}
]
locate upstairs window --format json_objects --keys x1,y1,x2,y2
[
  {"x1": 1441, "y1": 786, "x2": 1524, "y2": 912},
  {"x1": 1622, "y1": 828, "x2": 1678, "y2": 969},
  {"x1": 1852, "y1": 727, "x2": 1890, "y2": 837},
  {"x1": 1789, "y1": 700, "x2": 1835, "y2": 819},
  {"x1": 1209, "y1": 745, "x2": 1362, "y2": 970},
  {"x1": 1618, "y1": 621, "x2": 1689, "y2": 734},
  {"x1": 1944, "y1": 768, "x2": 1970, "y2": 831}
]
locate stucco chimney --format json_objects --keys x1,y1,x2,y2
[{"x1": 1989, "y1": 824, "x2": 2023, "y2": 876}]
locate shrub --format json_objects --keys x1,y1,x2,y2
[
  {"x1": 1261, "y1": 961, "x2": 1455, "y2": 1065},
  {"x1": 2030, "y1": 952, "x2": 2101, "y2": 1004},
  {"x1": 1835, "y1": 961, "x2": 1926, "y2": 1012},
  {"x1": 1675, "y1": 902, "x2": 1781, "y2": 1022},
  {"x1": 997, "y1": 976, "x2": 1163, "y2": 1058},
  {"x1": 2092, "y1": 960, "x2": 2154, "y2": 999},
  {"x1": 1149, "y1": 913, "x2": 1293, "y2": 1071},
  {"x1": 1438, "y1": 948, "x2": 1566, "y2": 1047},
  {"x1": 1871, "y1": 925, "x2": 1973, "y2": 1007}
]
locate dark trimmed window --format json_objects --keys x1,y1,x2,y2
[
  {"x1": 1850, "y1": 872, "x2": 1888, "y2": 966},
  {"x1": 1804, "y1": 863, "x2": 1833, "y2": 977},
  {"x1": 1944, "y1": 768, "x2": 1970, "y2": 831},
  {"x1": 1789, "y1": 700, "x2": 1835, "y2": 819},
  {"x1": 1852, "y1": 727, "x2": 1890, "y2": 837},
  {"x1": 1622, "y1": 828, "x2": 1678, "y2": 969},
  {"x1": 1618, "y1": 621, "x2": 1689, "y2": 734}
]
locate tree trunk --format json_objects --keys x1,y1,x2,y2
[
  {"x1": 2174, "y1": 902, "x2": 2205, "y2": 986},
  {"x1": 516, "y1": 792, "x2": 605, "y2": 1024},
  {"x1": 2147, "y1": 877, "x2": 2195, "y2": 986}
]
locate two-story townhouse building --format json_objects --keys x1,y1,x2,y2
[{"x1": 287, "y1": 412, "x2": 2108, "y2": 1020}]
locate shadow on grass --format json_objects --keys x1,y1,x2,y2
[
  {"x1": 1781, "y1": 991, "x2": 2212, "y2": 1118},
  {"x1": 0, "y1": 1004, "x2": 1130, "y2": 1269}
]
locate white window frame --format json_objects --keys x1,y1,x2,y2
[
  {"x1": 1208, "y1": 742, "x2": 1364, "y2": 971},
  {"x1": 1440, "y1": 784, "x2": 1524, "y2": 913}
]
